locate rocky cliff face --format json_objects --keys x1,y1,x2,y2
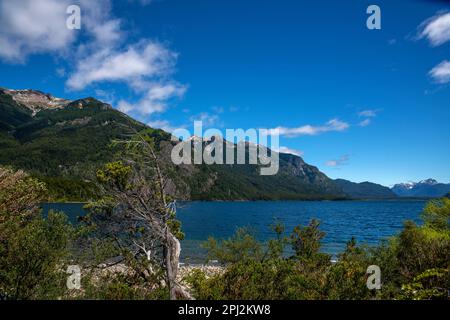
[{"x1": 1, "y1": 88, "x2": 70, "y2": 115}]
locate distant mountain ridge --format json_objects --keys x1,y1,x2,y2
[
  {"x1": 334, "y1": 179, "x2": 397, "y2": 199},
  {"x1": 0, "y1": 87, "x2": 345, "y2": 201},
  {"x1": 5, "y1": 88, "x2": 444, "y2": 201},
  {"x1": 391, "y1": 179, "x2": 450, "y2": 198}
]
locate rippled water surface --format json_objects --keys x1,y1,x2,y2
[{"x1": 43, "y1": 200, "x2": 427, "y2": 262}]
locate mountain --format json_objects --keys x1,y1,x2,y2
[
  {"x1": 0, "y1": 88, "x2": 345, "y2": 201},
  {"x1": 391, "y1": 179, "x2": 450, "y2": 198},
  {"x1": 334, "y1": 179, "x2": 397, "y2": 199}
]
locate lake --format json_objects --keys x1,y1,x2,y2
[{"x1": 42, "y1": 200, "x2": 427, "y2": 263}]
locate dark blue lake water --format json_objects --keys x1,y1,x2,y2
[{"x1": 42, "y1": 200, "x2": 427, "y2": 262}]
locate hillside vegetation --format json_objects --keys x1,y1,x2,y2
[{"x1": 0, "y1": 89, "x2": 344, "y2": 201}]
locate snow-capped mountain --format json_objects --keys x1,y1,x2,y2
[{"x1": 391, "y1": 179, "x2": 450, "y2": 197}]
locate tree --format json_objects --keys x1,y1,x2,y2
[
  {"x1": 421, "y1": 197, "x2": 450, "y2": 232},
  {"x1": 204, "y1": 227, "x2": 263, "y2": 264},
  {"x1": 290, "y1": 219, "x2": 326, "y2": 259},
  {"x1": 92, "y1": 129, "x2": 190, "y2": 300},
  {"x1": 400, "y1": 268, "x2": 449, "y2": 300},
  {"x1": 0, "y1": 167, "x2": 46, "y2": 224},
  {"x1": 0, "y1": 166, "x2": 73, "y2": 300}
]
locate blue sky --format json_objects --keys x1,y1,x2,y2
[{"x1": 0, "y1": 0, "x2": 449, "y2": 186}]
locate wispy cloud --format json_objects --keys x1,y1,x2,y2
[
  {"x1": 0, "y1": 0, "x2": 186, "y2": 119},
  {"x1": 147, "y1": 119, "x2": 179, "y2": 133},
  {"x1": 269, "y1": 119, "x2": 349, "y2": 138},
  {"x1": 429, "y1": 60, "x2": 450, "y2": 84},
  {"x1": 70, "y1": 38, "x2": 186, "y2": 115},
  {"x1": 117, "y1": 82, "x2": 186, "y2": 115},
  {"x1": 357, "y1": 109, "x2": 379, "y2": 127},
  {"x1": 326, "y1": 154, "x2": 349, "y2": 168},
  {"x1": 95, "y1": 89, "x2": 116, "y2": 105},
  {"x1": 275, "y1": 147, "x2": 304, "y2": 157},
  {"x1": 418, "y1": 12, "x2": 450, "y2": 47},
  {"x1": 358, "y1": 110, "x2": 377, "y2": 118},
  {"x1": 0, "y1": 0, "x2": 128, "y2": 63},
  {"x1": 0, "y1": 0, "x2": 76, "y2": 63},
  {"x1": 190, "y1": 112, "x2": 220, "y2": 127},
  {"x1": 64, "y1": 2, "x2": 187, "y2": 117},
  {"x1": 67, "y1": 41, "x2": 178, "y2": 91},
  {"x1": 358, "y1": 118, "x2": 371, "y2": 127}
]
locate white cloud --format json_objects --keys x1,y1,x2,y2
[
  {"x1": 190, "y1": 112, "x2": 220, "y2": 127},
  {"x1": 269, "y1": 119, "x2": 349, "y2": 137},
  {"x1": 67, "y1": 41, "x2": 177, "y2": 90},
  {"x1": 117, "y1": 82, "x2": 186, "y2": 115},
  {"x1": 0, "y1": 0, "x2": 186, "y2": 119},
  {"x1": 56, "y1": 68, "x2": 66, "y2": 77},
  {"x1": 276, "y1": 147, "x2": 304, "y2": 157},
  {"x1": 418, "y1": 12, "x2": 450, "y2": 46},
  {"x1": 0, "y1": 0, "x2": 122, "y2": 62},
  {"x1": 147, "y1": 120, "x2": 178, "y2": 133},
  {"x1": 429, "y1": 60, "x2": 450, "y2": 84},
  {"x1": 94, "y1": 89, "x2": 116, "y2": 105},
  {"x1": 357, "y1": 109, "x2": 379, "y2": 127},
  {"x1": 326, "y1": 155, "x2": 349, "y2": 168},
  {"x1": 90, "y1": 19, "x2": 122, "y2": 45},
  {"x1": 0, "y1": 0, "x2": 76, "y2": 62},
  {"x1": 60, "y1": 1, "x2": 186, "y2": 117},
  {"x1": 358, "y1": 110, "x2": 377, "y2": 118},
  {"x1": 147, "y1": 83, "x2": 186, "y2": 101},
  {"x1": 326, "y1": 160, "x2": 338, "y2": 167},
  {"x1": 358, "y1": 119, "x2": 371, "y2": 127},
  {"x1": 77, "y1": 0, "x2": 123, "y2": 46}
]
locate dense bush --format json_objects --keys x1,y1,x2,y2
[
  {"x1": 1, "y1": 166, "x2": 448, "y2": 300},
  {"x1": 186, "y1": 199, "x2": 450, "y2": 300},
  {"x1": 0, "y1": 166, "x2": 168, "y2": 300},
  {"x1": 0, "y1": 167, "x2": 74, "y2": 299}
]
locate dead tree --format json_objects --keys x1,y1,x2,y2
[{"x1": 95, "y1": 128, "x2": 192, "y2": 300}]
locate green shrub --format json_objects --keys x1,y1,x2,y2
[
  {"x1": 187, "y1": 201, "x2": 450, "y2": 300},
  {"x1": 0, "y1": 167, "x2": 74, "y2": 299}
]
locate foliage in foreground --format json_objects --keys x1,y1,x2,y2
[
  {"x1": 0, "y1": 167, "x2": 74, "y2": 299},
  {"x1": 0, "y1": 166, "x2": 167, "y2": 300},
  {"x1": 0, "y1": 164, "x2": 448, "y2": 300},
  {"x1": 186, "y1": 199, "x2": 450, "y2": 300}
]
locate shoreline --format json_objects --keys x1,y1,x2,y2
[{"x1": 43, "y1": 198, "x2": 431, "y2": 206}]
